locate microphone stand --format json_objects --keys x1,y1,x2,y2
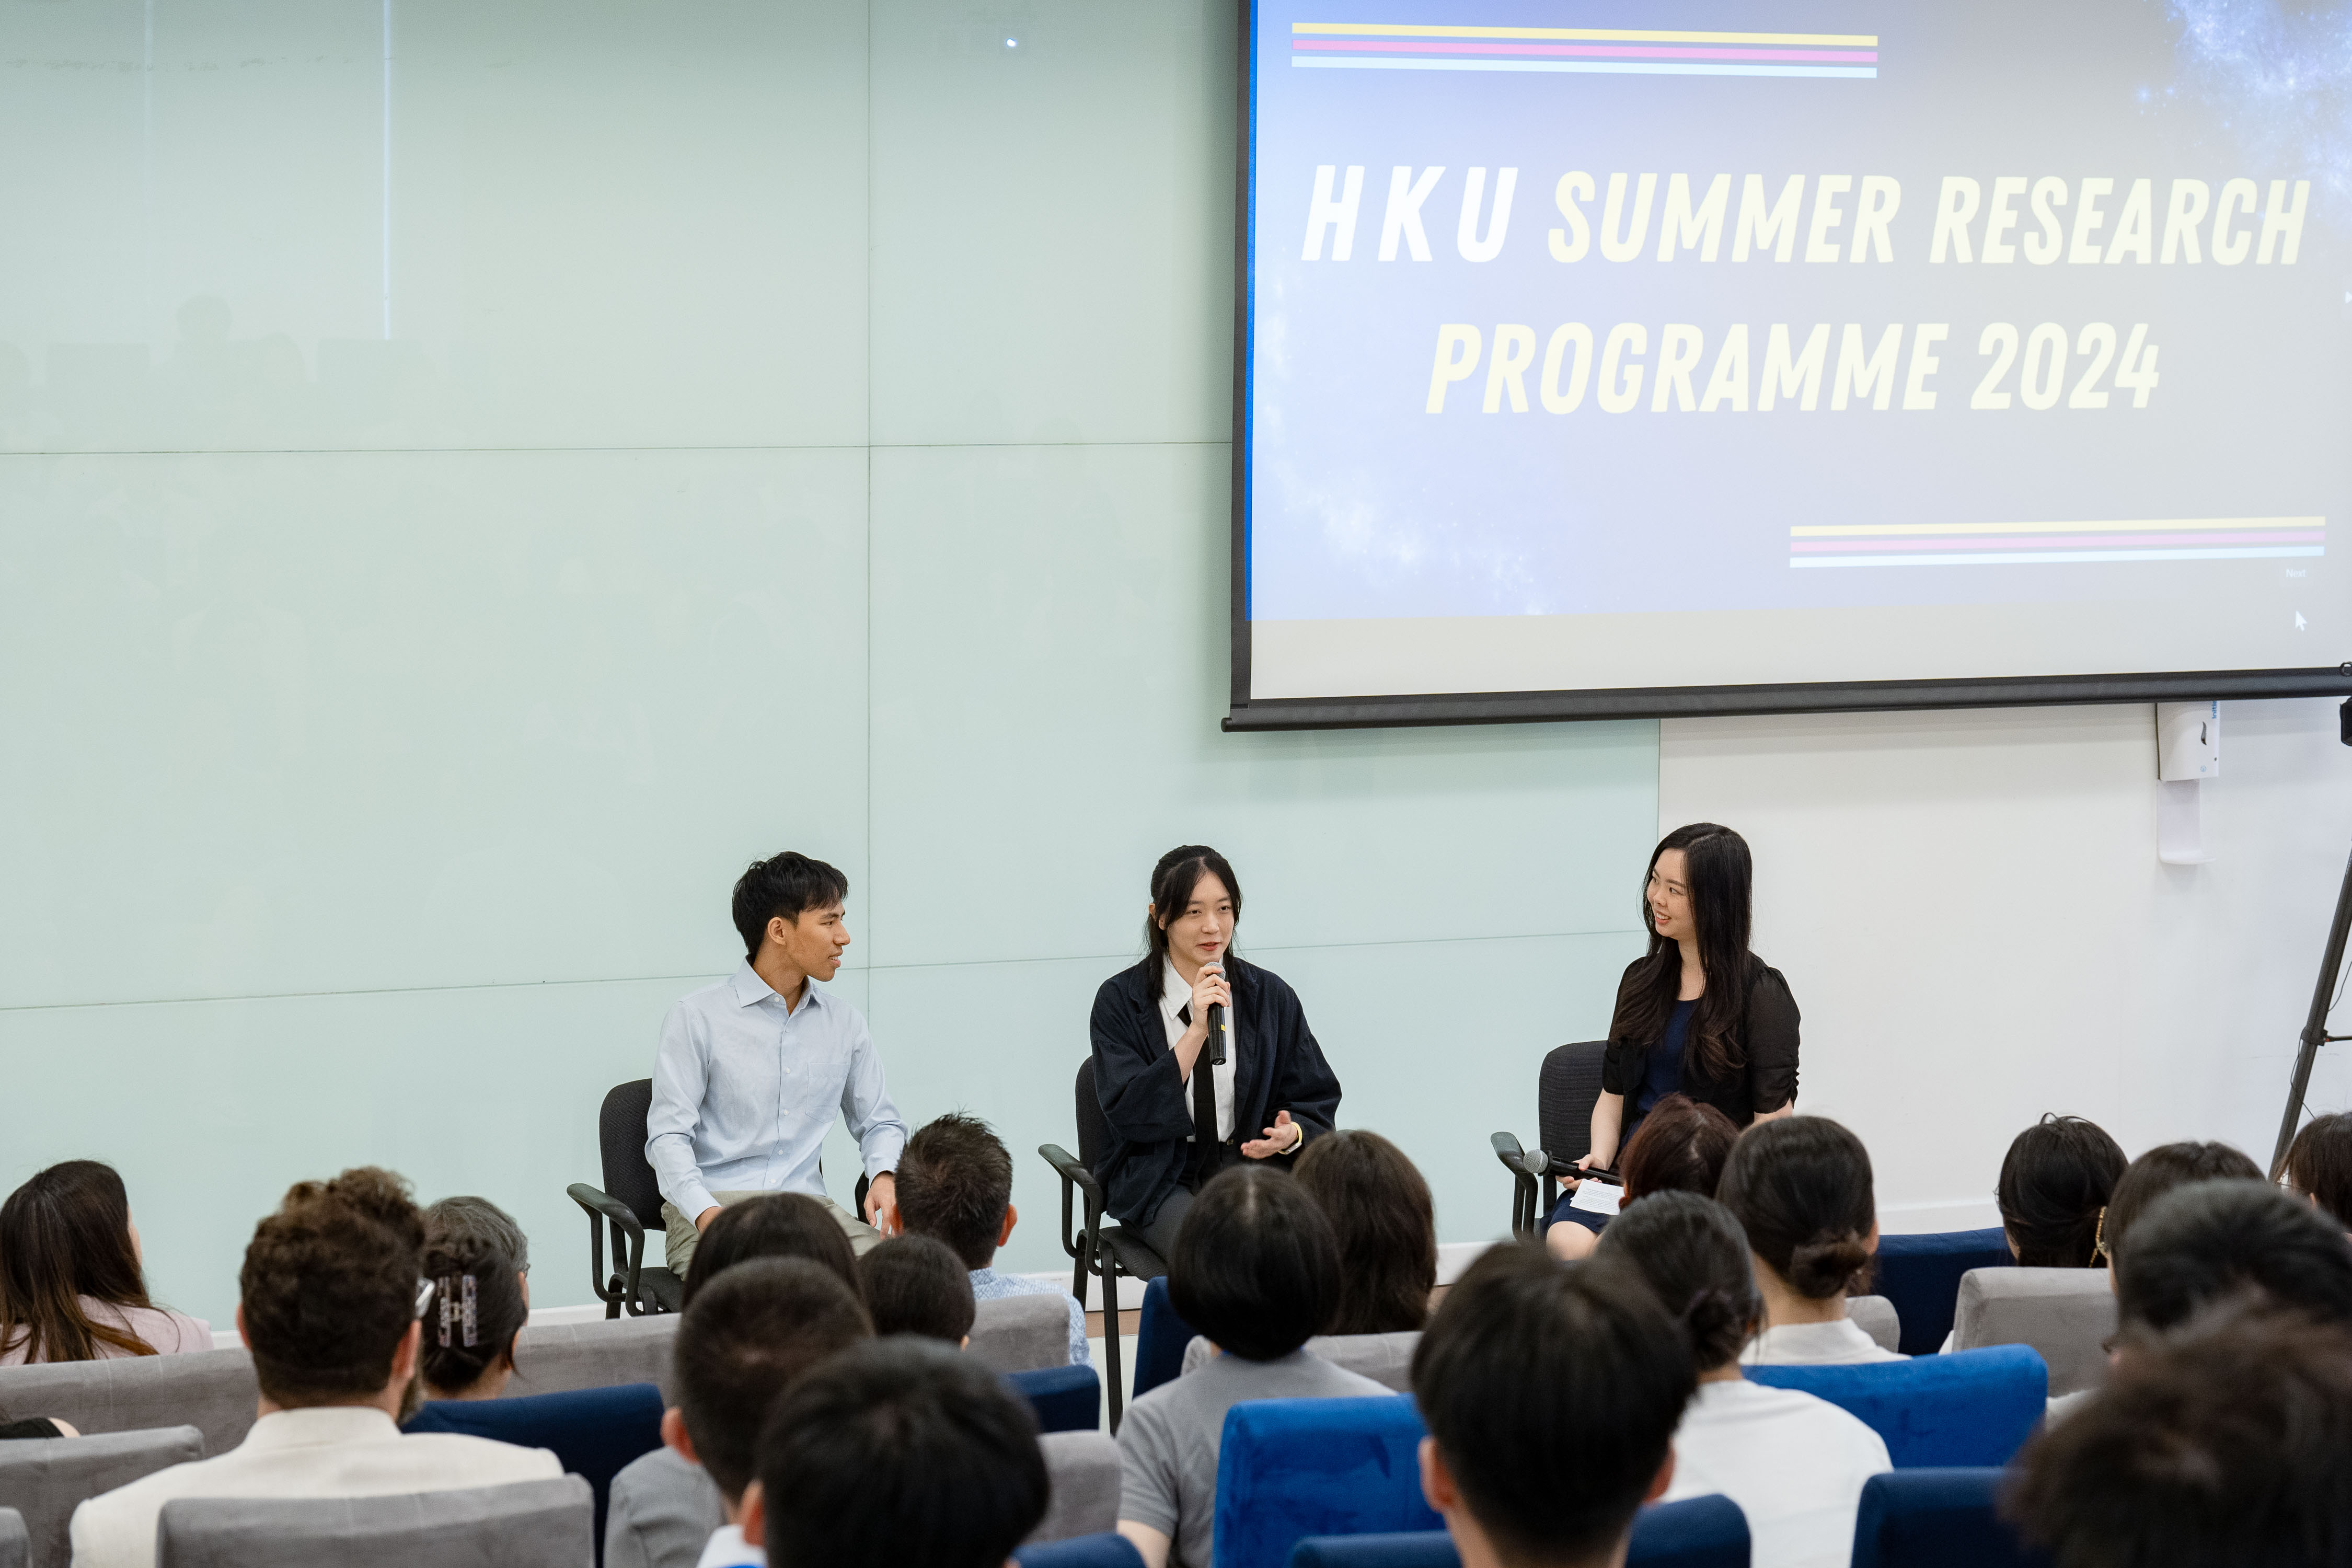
[{"x1": 2269, "y1": 699, "x2": 2352, "y2": 1179}]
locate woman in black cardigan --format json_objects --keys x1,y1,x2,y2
[
  {"x1": 1549, "y1": 822, "x2": 1800, "y2": 1251},
  {"x1": 1089, "y1": 845, "x2": 1344, "y2": 1259}
]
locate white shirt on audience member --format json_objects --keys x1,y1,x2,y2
[
  {"x1": 68, "y1": 1406, "x2": 561, "y2": 1568},
  {"x1": 1158, "y1": 960, "x2": 1235, "y2": 1142},
  {"x1": 1662, "y1": 1379, "x2": 1892, "y2": 1568},
  {"x1": 1740, "y1": 1317, "x2": 1905, "y2": 1365},
  {"x1": 694, "y1": 1524, "x2": 765, "y2": 1568}
]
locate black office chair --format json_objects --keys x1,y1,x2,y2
[
  {"x1": 1039, "y1": 1058, "x2": 1168, "y2": 1431},
  {"x1": 1491, "y1": 1041, "x2": 1609, "y2": 1239}
]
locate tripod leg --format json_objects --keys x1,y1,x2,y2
[{"x1": 2273, "y1": 845, "x2": 2352, "y2": 1178}]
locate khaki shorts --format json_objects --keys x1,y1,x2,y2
[{"x1": 660, "y1": 1189, "x2": 881, "y2": 1276}]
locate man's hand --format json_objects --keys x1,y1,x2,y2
[
  {"x1": 864, "y1": 1171, "x2": 896, "y2": 1230},
  {"x1": 1240, "y1": 1110, "x2": 1302, "y2": 1159},
  {"x1": 694, "y1": 1205, "x2": 723, "y2": 1234}
]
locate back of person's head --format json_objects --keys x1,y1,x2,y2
[
  {"x1": 1412, "y1": 1242, "x2": 1693, "y2": 1568},
  {"x1": 239, "y1": 1167, "x2": 425, "y2": 1406},
  {"x1": 0, "y1": 1160, "x2": 157, "y2": 1363},
  {"x1": 1595, "y1": 1191, "x2": 1762, "y2": 1373},
  {"x1": 2100, "y1": 1140, "x2": 2262, "y2": 1270},
  {"x1": 752, "y1": 1337, "x2": 1047, "y2": 1568},
  {"x1": 2005, "y1": 1305, "x2": 2352, "y2": 1568},
  {"x1": 1996, "y1": 1114, "x2": 2128, "y2": 1268},
  {"x1": 732, "y1": 851, "x2": 849, "y2": 960},
  {"x1": 675, "y1": 1256, "x2": 873, "y2": 1503},
  {"x1": 1168, "y1": 1165, "x2": 1338, "y2": 1361},
  {"x1": 1619, "y1": 1094, "x2": 1740, "y2": 1202},
  {"x1": 857, "y1": 1235, "x2": 977, "y2": 1343},
  {"x1": 1293, "y1": 1129, "x2": 1436, "y2": 1334},
  {"x1": 893, "y1": 1113, "x2": 1013, "y2": 1269},
  {"x1": 418, "y1": 1227, "x2": 529, "y2": 1398},
  {"x1": 422, "y1": 1194, "x2": 531, "y2": 1275},
  {"x1": 2285, "y1": 1112, "x2": 2352, "y2": 1229},
  {"x1": 1714, "y1": 1115, "x2": 1875, "y2": 1299},
  {"x1": 682, "y1": 1192, "x2": 859, "y2": 1304},
  {"x1": 2114, "y1": 1179, "x2": 2352, "y2": 1334}
]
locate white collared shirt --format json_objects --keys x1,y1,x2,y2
[
  {"x1": 696, "y1": 1524, "x2": 766, "y2": 1568},
  {"x1": 1160, "y1": 960, "x2": 1237, "y2": 1143}
]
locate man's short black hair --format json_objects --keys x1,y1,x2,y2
[
  {"x1": 857, "y1": 1235, "x2": 977, "y2": 1343},
  {"x1": 2115, "y1": 1179, "x2": 2352, "y2": 1334},
  {"x1": 1411, "y1": 1242, "x2": 1693, "y2": 1567},
  {"x1": 894, "y1": 1113, "x2": 1014, "y2": 1269},
  {"x1": 2005, "y1": 1306, "x2": 2352, "y2": 1568},
  {"x1": 732, "y1": 851, "x2": 849, "y2": 960},
  {"x1": 675, "y1": 1257, "x2": 871, "y2": 1502},
  {"x1": 754, "y1": 1337, "x2": 1048, "y2": 1568},
  {"x1": 1168, "y1": 1165, "x2": 1338, "y2": 1361},
  {"x1": 2099, "y1": 1140, "x2": 2260, "y2": 1269},
  {"x1": 682, "y1": 1192, "x2": 860, "y2": 1305}
]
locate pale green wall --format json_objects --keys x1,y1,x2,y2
[{"x1": 0, "y1": 0, "x2": 1657, "y2": 1325}]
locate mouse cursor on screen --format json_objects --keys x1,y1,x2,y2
[{"x1": 2297, "y1": 612, "x2": 2309, "y2": 630}]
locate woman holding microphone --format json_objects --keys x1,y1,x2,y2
[
  {"x1": 1549, "y1": 823, "x2": 1800, "y2": 1260},
  {"x1": 1090, "y1": 845, "x2": 1344, "y2": 1260}
]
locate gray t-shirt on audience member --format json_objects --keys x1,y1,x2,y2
[
  {"x1": 1116, "y1": 1347, "x2": 1391, "y2": 1568},
  {"x1": 604, "y1": 1446, "x2": 725, "y2": 1568}
]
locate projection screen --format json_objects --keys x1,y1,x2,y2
[{"x1": 1227, "y1": 0, "x2": 2352, "y2": 728}]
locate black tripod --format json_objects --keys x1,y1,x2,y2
[{"x1": 2269, "y1": 698, "x2": 2352, "y2": 1178}]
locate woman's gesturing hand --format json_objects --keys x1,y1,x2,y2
[{"x1": 1241, "y1": 1109, "x2": 1302, "y2": 1159}]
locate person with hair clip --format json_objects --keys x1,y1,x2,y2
[
  {"x1": 407, "y1": 1229, "x2": 531, "y2": 1403},
  {"x1": 1716, "y1": 1116, "x2": 1899, "y2": 1364},
  {"x1": 1089, "y1": 846, "x2": 1344, "y2": 1260},
  {"x1": 1551, "y1": 825, "x2": 1798, "y2": 1238},
  {"x1": 0, "y1": 1160, "x2": 210, "y2": 1365},
  {"x1": 1996, "y1": 1115, "x2": 2127, "y2": 1268},
  {"x1": 1598, "y1": 1192, "x2": 1889, "y2": 1568},
  {"x1": 1548, "y1": 1093, "x2": 1738, "y2": 1261}
]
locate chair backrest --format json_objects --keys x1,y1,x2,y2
[
  {"x1": 1304, "y1": 1333, "x2": 1420, "y2": 1393},
  {"x1": 1007, "y1": 1365, "x2": 1101, "y2": 1434},
  {"x1": 406, "y1": 1382, "x2": 663, "y2": 1552},
  {"x1": 1848, "y1": 1295, "x2": 1903, "y2": 1355},
  {"x1": 1016, "y1": 1532, "x2": 1146, "y2": 1568},
  {"x1": 1627, "y1": 1495, "x2": 1750, "y2": 1568},
  {"x1": 1951, "y1": 1267, "x2": 2116, "y2": 1398},
  {"x1": 1212, "y1": 1395, "x2": 1438, "y2": 1568},
  {"x1": 1872, "y1": 1228, "x2": 2013, "y2": 1355},
  {"x1": 0, "y1": 1507, "x2": 24, "y2": 1568},
  {"x1": 1284, "y1": 1534, "x2": 1452, "y2": 1568},
  {"x1": 1075, "y1": 1060, "x2": 1109, "y2": 1178},
  {"x1": 1850, "y1": 1468, "x2": 2052, "y2": 1568},
  {"x1": 0, "y1": 1425, "x2": 203, "y2": 1568},
  {"x1": 1747, "y1": 1344, "x2": 2048, "y2": 1468},
  {"x1": 1031, "y1": 1431, "x2": 1120, "y2": 1544},
  {"x1": 507, "y1": 1313, "x2": 681, "y2": 1404},
  {"x1": 1134, "y1": 1278, "x2": 1195, "y2": 1399},
  {"x1": 0, "y1": 1350, "x2": 259, "y2": 1456},
  {"x1": 1536, "y1": 1042, "x2": 1610, "y2": 1165},
  {"x1": 599, "y1": 1080, "x2": 665, "y2": 1232},
  {"x1": 157, "y1": 1477, "x2": 594, "y2": 1568},
  {"x1": 970, "y1": 1294, "x2": 1075, "y2": 1375}
]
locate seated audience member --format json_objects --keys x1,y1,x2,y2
[
  {"x1": 423, "y1": 1193, "x2": 532, "y2": 1276},
  {"x1": 890, "y1": 1112, "x2": 1089, "y2": 1365},
  {"x1": 615, "y1": 1258, "x2": 872, "y2": 1568},
  {"x1": 1996, "y1": 1114, "x2": 2127, "y2": 1266},
  {"x1": 2283, "y1": 1111, "x2": 2352, "y2": 1230},
  {"x1": 2096, "y1": 1139, "x2": 2262, "y2": 1272},
  {"x1": 1598, "y1": 1192, "x2": 1890, "y2": 1568},
  {"x1": 413, "y1": 1227, "x2": 530, "y2": 1402},
  {"x1": 1293, "y1": 1128, "x2": 1436, "y2": 1334},
  {"x1": 858, "y1": 1235, "x2": 977, "y2": 1345},
  {"x1": 1410, "y1": 1241, "x2": 1693, "y2": 1568},
  {"x1": 681, "y1": 1191, "x2": 859, "y2": 1304},
  {"x1": 1715, "y1": 1117, "x2": 1899, "y2": 1363},
  {"x1": 2113, "y1": 1179, "x2": 2352, "y2": 1335},
  {"x1": 1117, "y1": 1166, "x2": 1389, "y2": 1568},
  {"x1": 68, "y1": 1168, "x2": 560, "y2": 1568},
  {"x1": 741, "y1": 1338, "x2": 1048, "y2": 1568},
  {"x1": 0, "y1": 1160, "x2": 210, "y2": 1364},
  {"x1": 1548, "y1": 1092, "x2": 1738, "y2": 1261},
  {"x1": 2004, "y1": 1306, "x2": 2352, "y2": 1568}
]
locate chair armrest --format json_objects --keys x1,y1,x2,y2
[
  {"x1": 1039, "y1": 1144, "x2": 1105, "y2": 1265},
  {"x1": 1491, "y1": 1131, "x2": 1543, "y2": 1180},
  {"x1": 568, "y1": 1183, "x2": 652, "y2": 1316},
  {"x1": 568, "y1": 1182, "x2": 642, "y2": 1236}
]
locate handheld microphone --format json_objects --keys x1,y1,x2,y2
[{"x1": 1206, "y1": 962, "x2": 1228, "y2": 1066}]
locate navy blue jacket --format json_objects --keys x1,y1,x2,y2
[{"x1": 1088, "y1": 955, "x2": 1343, "y2": 1229}]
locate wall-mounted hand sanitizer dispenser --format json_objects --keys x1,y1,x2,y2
[{"x1": 2157, "y1": 701, "x2": 2220, "y2": 781}]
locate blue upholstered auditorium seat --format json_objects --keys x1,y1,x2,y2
[
  {"x1": 1134, "y1": 1276, "x2": 1198, "y2": 1399},
  {"x1": 1016, "y1": 1531, "x2": 1147, "y2": 1568},
  {"x1": 1009, "y1": 1363, "x2": 1102, "y2": 1432},
  {"x1": 1873, "y1": 1228, "x2": 2013, "y2": 1354},
  {"x1": 1213, "y1": 1395, "x2": 1438, "y2": 1568},
  {"x1": 1748, "y1": 1344, "x2": 2047, "y2": 1468},
  {"x1": 404, "y1": 1381, "x2": 664, "y2": 1554},
  {"x1": 1284, "y1": 1496, "x2": 1748, "y2": 1568},
  {"x1": 1849, "y1": 1468, "x2": 2051, "y2": 1568}
]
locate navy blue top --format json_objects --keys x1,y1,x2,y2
[{"x1": 1627, "y1": 998, "x2": 1697, "y2": 1142}]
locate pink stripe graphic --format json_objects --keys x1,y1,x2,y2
[
  {"x1": 1790, "y1": 530, "x2": 2326, "y2": 554},
  {"x1": 1291, "y1": 38, "x2": 1878, "y2": 62}
]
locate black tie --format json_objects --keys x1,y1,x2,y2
[{"x1": 1179, "y1": 1003, "x2": 1219, "y2": 1176}]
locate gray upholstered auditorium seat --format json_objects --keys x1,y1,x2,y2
[
  {"x1": 1848, "y1": 1294, "x2": 1902, "y2": 1354},
  {"x1": 1950, "y1": 1266, "x2": 2115, "y2": 1396},
  {"x1": 505, "y1": 1315, "x2": 680, "y2": 1403},
  {"x1": 1028, "y1": 1431, "x2": 1120, "y2": 1544},
  {"x1": 967, "y1": 1293, "x2": 1073, "y2": 1374},
  {"x1": 0, "y1": 1506, "x2": 28, "y2": 1568},
  {"x1": 1177, "y1": 1330, "x2": 1422, "y2": 1391},
  {"x1": 0, "y1": 1425, "x2": 203, "y2": 1568},
  {"x1": 157, "y1": 1477, "x2": 593, "y2": 1568},
  {"x1": 0, "y1": 1352, "x2": 258, "y2": 1457}
]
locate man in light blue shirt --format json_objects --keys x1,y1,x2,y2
[
  {"x1": 889, "y1": 1113, "x2": 1090, "y2": 1366},
  {"x1": 648, "y1": 851, "x2": 905, "y2": 1274}
]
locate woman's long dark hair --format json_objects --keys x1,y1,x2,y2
[
  {"x1": 0, "y1": 1161, "x2": 160, "y2": 1362},
  {"x1": 1608, "y1": 823, "x2": 1756, "y2": 1082},
  {"x1": 1293, "y1": 1130, "x2": 1436, "y2": 1334},
  {"x1": 1140, "y1": 845, "x2": 1242, "y2": 1003}
]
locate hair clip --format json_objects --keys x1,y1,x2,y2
[
  {"x1": 461, "y1": 1274, "x2": 479, "y2": 1348},
  {"x1": 2092, "y1": 1205, "x2": 2110, "y2": 1264},
  {"x1": 436, "y1": 1276, "x2": 455, "y2": 1347}
]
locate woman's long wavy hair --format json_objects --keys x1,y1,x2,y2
[
  {"x1": 0, "y1": 1161, "x2": 161, "y2": 1363},
  {"x1": 1140, "y1": 845, "x2": 1242, "y2": 1004},
  {"x1": 1608, "y1": 824, "x2": 1756, "y2": 1082}
]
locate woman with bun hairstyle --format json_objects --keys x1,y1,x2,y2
[
  {"x1": 1548, "y1": 1092, "x2": 1738, "y2": 1261},
  {"x1": 1598, "y1": 1191, "x2": 1890, "y2": 1568},
  {"x1": 414, "y1": 1220, "x2": 531, "y2": 1401},
  {"x1": 1716, "y1": 1116, "x2": 1899, "y2": 1364},
  {"x1": 1996, "y1": 1115, "x2": 2127, "y2": 1267},
  {"x1": 1551, "y1": 824, "x2": 1798, "y2": 1236}
]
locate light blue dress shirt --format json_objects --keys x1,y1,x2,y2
[{"x1": 645, "y1": 961, "x2": 906, "y2": 1220}]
